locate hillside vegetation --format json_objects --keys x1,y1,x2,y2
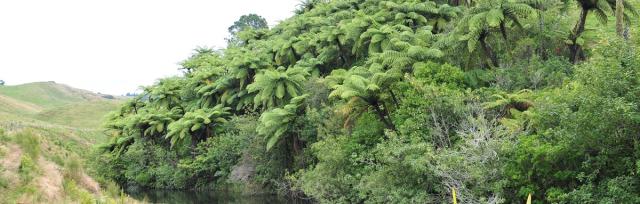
[
  {"x1": 0, "y1": 82, "x2": 121, "y2": 129},
  {"x1": 89, "y1": 0, "x2": 640, "y2": 203},
  {"x1": 0, "y1": 82, "x2": 136, "y2": 203}
]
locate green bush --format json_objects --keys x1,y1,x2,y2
[
  {"x1": 178, "y1": 131, "x2": 247, "y2": 188},
  {"x1": 19, "y1": 155, "x2": 38, "y2": 182},
  {"x1": 503, "y1": 41, "x2": 640, "y2": 202}
]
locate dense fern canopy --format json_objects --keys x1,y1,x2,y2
[{"x1": 96, "y1": 0, "x2": 640, "y2": 202}]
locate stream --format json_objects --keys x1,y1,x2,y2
[{"x1": 124, "y1": 187, "x2": 313, "y2": 204}]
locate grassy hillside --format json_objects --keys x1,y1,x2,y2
[
  {"x1": 0, "y1": 82, "x2": 122, "y2": 129},
  {"x1": 0, "y1": 122, "x2": 141, "y2": 203},
  {"x1": 34, "y1": 102, "x2": 121, "y2": 129},
  {"x1": 0, "y1": 82, "x2": 139, "y2": 203},
  {"x1": 0, "y1": 82, "x2": 104, "y2": 109}
]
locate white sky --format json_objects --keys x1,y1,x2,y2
[{"x1": 0, "y1": 0, "x2": 299, "y2": 95}]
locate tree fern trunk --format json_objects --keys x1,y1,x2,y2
[
  {"x1": 616, "y1": 0, "x2": 625, "y2": 38},
  {"x1": 336, "y1": 39, "x2": 348, "y2": 66},
  {"x1": 499, "y1": 22, "x2": 508, "y2": 41},
  {"x1": 371, "y1": 99, "x2": 396, "y2": 131},
  {"x1": 292, "y1": 133, "x2": 305, "y2": 168},
  {"x1": 537, "y1": 5, "x2": 547, "y2": 60},
  {"x1": 479, "y1": 33, "x2": 499, "y2": 68},
  {"x1": 389, "y1": 89, "x2": 400, "y2": 108},
  {"x1": 380, "y1": 101, "x2": 396, "y2": 131},
  {"x1": 570, "y1": 9, "x2": 588, "y2": 64}
]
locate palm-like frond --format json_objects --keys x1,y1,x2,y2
[
  {"x1": 257, "y1": 94, "x2": 309, "y2": 150},
  {"x1": 165, "y1": 105, "x2": 231, "y2": 148},
  {"x1": 247, "y1": 66, "x2": 310, "y2": 109}
]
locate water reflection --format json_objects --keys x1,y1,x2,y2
[{"x1": 125, "y1": 188, "x2": 313, "y2": 204}]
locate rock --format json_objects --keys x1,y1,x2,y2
[{"x1": 229, "y1": 153, "x2": 255, "y2": 183}]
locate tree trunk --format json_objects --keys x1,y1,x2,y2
[
  {"x1": 479, "y1": 33, "x2": 499, "y2": 68},
  {"x1": 570, "y1": 9, "x2": 589, "y2": 64},
  {"x1": 191, "y1": 134, "x2": 199, "y2": 157},
  {"x1": 500, "y1": 21, "x2": 515, "y2": 59},
  {"x1": 292, "y1": 134, "x2": 305, "y2": 168},
  {"x1": 380, "y1": 102, "x2": 397, "y2": 130},
  {"x1": 336, "y1": 39, "x2": 348, "y2": 66},
  {"x1": 371, "y1": 99, "x2": 396, "y2": 131},
  {"x1": 389, "y1": 89, "x2": 400, "y2": 108},
  {"x1": 499, "y1": 22, "x2": 508, "y2": 41},
  {"x1": 616, "y1": 0, "x2": 625, "y2": 38},
  {"x1": 537, "y1": 5, "x2": 547, "y2": 60},
  {"x1": 190, "y1": 128, "x2": 207, "y2": 157}
]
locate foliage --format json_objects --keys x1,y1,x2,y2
[
  {"x1": 166, "y1": 105, "x2": 231, "y2": 148},
  {"x1": 247, "y1": 66, "x2": 310, "y2": 109},
  {"x1": 15, "y1": 130, "x2": 40, "y2": 159},
  {"x1": 96, "y1": 0, "x2": 640, "y2": 202},
  {"x1": 227, "y1": 14, "x2": 269, "y2": 45},
  {"x1": 503, "y1": 40, "x2": 640, "y2": 202},
  {"x1": 257, "y1": 95, "x2": 309, "y2": 150}
]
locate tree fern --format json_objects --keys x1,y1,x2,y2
[{"x1": 257, "y1": 94, "x2": 309, "y2": 150}]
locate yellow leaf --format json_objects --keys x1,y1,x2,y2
[
  {"x1": 452, "y1": 188, "x2": 457, "y2": 204},
  {"x1": 526, "y1": 193, "x2": 532, "y2": 204}
]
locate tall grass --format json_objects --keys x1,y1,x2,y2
[
  {"x1": 62, "y1": 178, "x2": 95, "y2": 204},
  {"x1": 18, "y1": 155, "x2": 38, "y2": 183},
  {"x1": 15, "y1": 130, "x2": 40, "y2": 159},
  {"x1": 0, "y1": 128, "x2": 8, "y2": 142}
]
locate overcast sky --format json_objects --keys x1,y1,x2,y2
[{"x1": 0, "y1": 0, "x2": 299, "y2": 95}]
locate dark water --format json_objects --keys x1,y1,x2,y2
[{"x1": 125, "y1": 188, "x2": 313, "y2": 204}]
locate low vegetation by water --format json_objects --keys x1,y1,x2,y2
[{"x1": 3, "y1": 0, "x2": 640, "y2": 203}]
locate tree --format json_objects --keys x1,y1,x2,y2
[
  {"x1": 0, "y1": 80, "x2": 4, "y2": 86},
  {"x1": 455, "y1": 0, "x2": 535, "y2": 67},
  {"x1": 247, "y1": 66, "x2": 310, "y2": 109},
  {"x1": 295, "y1": 0, "x2": 328, "y2": 14},
  {"x1": 227, "y1": 14, "x2": 268, "y2": 44},
  {"x1": 568, "y1": 0, "x2": 636, "y2": 63},
  {"x1": 139, "y1": 108, "x2": 182, "y2": 138},
  {"x1": 483, "y1": 89, "x2": 533, "y2": 117},
  {"x1": 616, "y1": 0, "x2": 624, "y2": 38},
  {"x1": 326, "y1": 67, "x2": 396, "y2": 130},
  {"x1": 165, "y1": 105, "x2": 231, "y2": 148},
  {"x1": 145, "y1": 77, "x2": 185, "y2": 109},
  {"x1": 180, "y1": 47, "x2": 222, "y2": 74},
  {"x1": 353, "y1": 25, "x2": 409, "y2": 57},
  {"x1": 257, "y1": 94, "x2": 308, "y2": 151}
]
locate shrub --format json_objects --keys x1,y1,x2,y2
[
  {"x1": 15, "y1": 130, "x2": 40, "y2": 159},
  {"x1": 62, "y1": 178, "x2": 95, "y2": 204},
  {"x1": 19, "y1": 155, "x2": 38, "y2": 182}
]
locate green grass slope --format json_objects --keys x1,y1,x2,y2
[
  {"x1": 0, "y1": 82, "x2": 122, "y2": 129},
  {"x1": 0, "y1": 82, "x2": 104, "y2": 109},
  {"x1": 0, "y1": 82, "x2": 138, "y2": 203},
  {"x1": 34, "y1": 101, "x2": 121, "y2": 129}
]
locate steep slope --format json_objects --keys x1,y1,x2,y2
[{"x1": 0, "y1": 82, "x2": 138, "y2": 203}]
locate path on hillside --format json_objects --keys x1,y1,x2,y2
[
  {"x1": 0, "y1": 144, "x2": 22, "y2": 184},
  {"x1": 36, "y1": 158, "x2": 63, "y2": 201}
]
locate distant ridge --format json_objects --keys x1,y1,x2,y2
[
  {"x1": 0, "y1": 81, "x2": 115, "y2": 107},
  {"x1": 0, "y1": 81, "x2": 122, "y2": 128}
]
